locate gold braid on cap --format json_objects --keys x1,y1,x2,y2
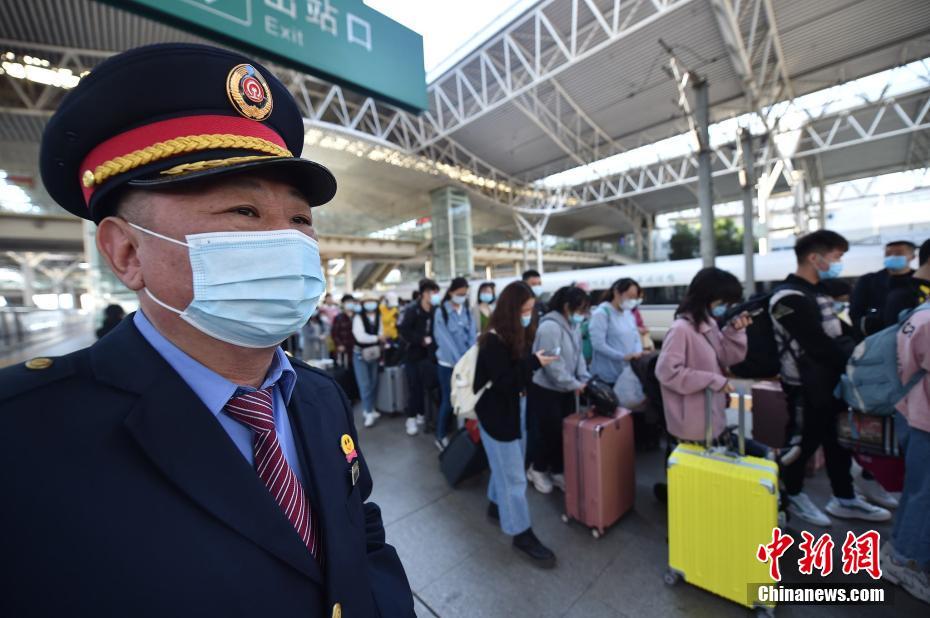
[{"x1": 81, "y1": 134, "x2": 292, "y2": 188}]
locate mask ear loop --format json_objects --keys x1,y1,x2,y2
[
  {"x1": 128, "y1": 222, "x2": 190, "y2": 247},
  {"x1": 142, "y1": 287, "x2": 184, "y2": 316}
]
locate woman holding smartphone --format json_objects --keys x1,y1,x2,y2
[{"x1": 474, "y1": 281, "x2": 558, "y2": 567}]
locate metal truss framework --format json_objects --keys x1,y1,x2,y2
[
  {"x1": 2, "y1": 32, "x2": 929, "y2": 229},
  {"x1": 516, "y1": 83, "x2": 930, "y2": 215},
  {"x1": 421, "y1": 0, "x2": 690, "y2": 148}
]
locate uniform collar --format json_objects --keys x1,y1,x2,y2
[{"x1": 133, "y1": 310, "x2": 296, "y2": 415}]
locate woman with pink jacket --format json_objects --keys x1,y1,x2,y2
[{"x1": 656, "y1": 267, "x2": 755, "y2": 447}]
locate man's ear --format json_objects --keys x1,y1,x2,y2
[{"x1": 96, "y1": 216, "x2": 144, "y2": 291}]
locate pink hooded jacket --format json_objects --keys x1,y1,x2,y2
[
  {"x1": 896, "y1": 305, "x2": 930, "y2": 433},
  {"x1": 656, "y1": 316, "x2": 748, "y2": 442}
]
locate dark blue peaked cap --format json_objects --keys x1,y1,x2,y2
[{"x1": 40, "y1": 43, "x2": 337, "y2": 222}]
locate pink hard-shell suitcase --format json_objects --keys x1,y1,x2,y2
[{"x1": 562, "y1": 405, "x2": 635, "y2": 538}]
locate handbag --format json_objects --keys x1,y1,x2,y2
[
  {"x1": 836, "y1": 409, "x2": 899, "y2": 457},
  {"x1": 360, "y1": 344, "x2": 382, "y2": 362}
]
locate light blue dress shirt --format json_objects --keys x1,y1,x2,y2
[{"x1": 133, "y1": 311, "x2": 304, "y2": 484}]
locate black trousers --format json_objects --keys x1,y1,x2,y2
[
  {"x1": 404, "y1": 357, "x2": 436, "y2": 419},
  {"x1": 527, "y1": 382, "x2": 575, "y2": 474},
  {"x1": 782, "y1": 383, "x2": 854, "y2": 499}
]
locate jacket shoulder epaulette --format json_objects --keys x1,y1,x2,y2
[{"x1": 0, "y1": 350, "x2": 83, "y2": 403}]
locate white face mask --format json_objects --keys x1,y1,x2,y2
[
  {"x1": 620, "y1": 299, "x2": 638, "y2": 311},
  {"x1": 130, "y1": 223, "x2": 325, "y2": 348}
]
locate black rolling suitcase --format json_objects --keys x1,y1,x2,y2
[{"x1": 439, "y1": 421, "x2": 487, "y2": 487}]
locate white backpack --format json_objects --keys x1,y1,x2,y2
[{"x1": 450, "y1": 343, "x2": 491, "y2": 420}]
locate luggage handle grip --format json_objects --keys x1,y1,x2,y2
[{"x1": 705, "y1": 385, "x2": 747, "y2": 457}]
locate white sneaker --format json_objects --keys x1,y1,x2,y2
[
  {"x1": 363, "y1": 411, "x2": 381, "y2": 428},
  {"x1": 415, "y1": 414, "x2": 426, "y2": 426},
  {"x1": 825, "y1": 496, "x2": 892, "y2": 522},
  {"x1": 434, "y1": 436, "x2": 450, "y2": 452},
  {"x1": 882, "y1": 542, "x2": 930, "y2": 604},
  {"x1": 855, "y1": 472, "x2": 899, "y2": 509},
  {"x1": 405, "y1": 417, "x2": 419, "y2": 436},
  {"x1": 551, "y1": 473, "x2": 566, "y2": 492},
  {"x1": 786, "y1": 492, "x2": 832, "y2": 527},
  {"x1": 526, "y1": 466, "x2": 553, "y2": 494}
]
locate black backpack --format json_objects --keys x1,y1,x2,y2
[{"x1": 721, "y1": 291, "x2": 782, "y2": 379}]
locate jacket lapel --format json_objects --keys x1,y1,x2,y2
[{"x1": 93, "y1": 318, "x2": 323, "y2": 584}]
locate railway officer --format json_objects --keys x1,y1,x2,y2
[{"x1": 0, "y1": 43, "x2": 414, "y2": 618}]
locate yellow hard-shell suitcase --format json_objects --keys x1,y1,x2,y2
[{"x1": 665, "y1": 389, "x2": 778, "y2": 615}]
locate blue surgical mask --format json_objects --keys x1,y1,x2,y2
[
  {"x1": 621, "y1": 299, "x2": 638, "y2": 311},
  {"x1": 817, "y1": 259, "x2": 844, "y2": 280},
  {"x1": 521, "y1": 314, "x2": 532, "y2": 328},
  {"x1": 531, "y1": 285, "x2": 543, "y2": 297},
  {"x1": 833, "y1": 301, "x2": 848, "y2": 315},
  {"x1": 479, "y1": 292, "x2": 495, "y2": 304},
  {"x1": 363, "y1": 301, "x2": 378, "y2": 312},
  {"x1": 452, "y1": 294, "x2": 467, "y2": 305},
  {"x1": 570, "y1": 313, "x2": 585, "y2": 325},
  {"x1": 884, "y1": 255, "x2": 909, "y2": 271},
  {"x1": 430, "y1": 294, "x2": 441, "y2": 307},
  {"x1": 711, "y1": 304, "x2": 729, "y2": 318},
  {"x1": 130, "y1": 224, "x2": 325, "y2": 348}
]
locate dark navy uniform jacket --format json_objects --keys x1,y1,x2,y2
[{"x1": 0, "y1": 317, "x2": 414, "y2": 618}]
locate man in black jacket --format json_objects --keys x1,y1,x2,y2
[
  {"x1": 770, "y1": 230, "x2": 891, "y2": 528},
  {"x1": 398, "y1": 278, "x2": 440, "y2": 436},
  {"x1": 850, "y1": 240, "x2": 917, "y2": 335},
  {"x1": 882, "y1": 238, "x2": 930, "y2": 327}
]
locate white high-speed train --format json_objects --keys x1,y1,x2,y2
[{"x1": 392, "y1": 245, "x2": 886, "y2": 341}]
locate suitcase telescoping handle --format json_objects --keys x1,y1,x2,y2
[{"x1": 704, "y1": 386, "x2": 747, "y2": 456}]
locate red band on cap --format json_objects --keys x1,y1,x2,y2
[{"x1": 79, "y1": 114, "x2": 288, "y2": 207}]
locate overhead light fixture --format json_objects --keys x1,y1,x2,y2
[{"x1": 0, "y1": 51, "x2": 85, "y2": 89}]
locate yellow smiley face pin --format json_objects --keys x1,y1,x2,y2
[{"x1": 340, "y1": 434, "x2": 355, "y2": 456}]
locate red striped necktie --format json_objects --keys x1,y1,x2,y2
[{"x1": 224, "y1": 387, "x2": 320, "y2": 562}]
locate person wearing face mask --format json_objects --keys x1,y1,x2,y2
[
  {"x1": 473, "y1": 282, "x2": 558, "y2": 567},
  {"x1": 589, "y1": 278, "x2": 644, "y2": 386},
  {"x1": 526, "y1": 286, "x2": 592, "y2": 493},
  {"x1": 655, "y1": 268, "x2": 755, "y2": 448},
  {"x1": 770, "y1": 230, "x2": 892, "y2": 527},
  {"x1": 353, "y1": 294, "x2": 385, "y2": 428},
  {"x1": 398, "y1": 279, "x2": 441, "y2": 436},
  {"x1": 473, "y1": 282, "x2": 496, "y2": 335},
  {"x1": 0, "y1": 44, "x2": 414, "y2": 617},
  {"x1": 883, "y1": 238, "x2": 930, "y2": 328},
  {"x1": 379, "y1": 292, "x2": 400, "y2": 342},
  {"x1": 850, "y1": 240, "x2": 917, "y2": 335},
  {"x1": 432, "y1": 277, "x2": 477, "y2": 450},
  {"x1": 522, "y1": 269, "x2": 546, "y2": 318}
]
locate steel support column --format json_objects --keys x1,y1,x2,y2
[
  {"x1": 694, "y1": 78, "x2": 716, "y2": 267},
  {"x1": 738, "y1": 128, "x2": 756, "y2": 296}
]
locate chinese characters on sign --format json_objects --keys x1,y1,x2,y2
[
  {"x1": 264, "y1": 0, "x2": 372, "y2": 51},
  {"x1": 757, "y1": 528, "x2": 883, "y2": 581}
]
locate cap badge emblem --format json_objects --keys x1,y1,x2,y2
[{"x1": 226, "y1": 64, "x2": 273, "y2": 121}]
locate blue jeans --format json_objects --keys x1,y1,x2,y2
[
  {"x1": 480, "y1": 398, "x2": 531, "y2": 535},
  {"x1": 436, "y1": 364, "x2": 454, "y2": 441},
  {"x1": 352, "y1": 352, "x2": 379, "y2": 413},
  {"x1": 892, "y1": 416, "x2": 930, "y2": 571}
]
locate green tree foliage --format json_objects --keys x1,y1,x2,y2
[{"x1": 668, "y1": 219, "x2": 756, "y2": 260}]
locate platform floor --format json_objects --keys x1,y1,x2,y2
[{"x1": 2, "y1": 331, "x2": 921, "y2": 616}]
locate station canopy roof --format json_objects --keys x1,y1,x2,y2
[{"x1": 1, "y1": 0, "x2": 929, "y2": 243}]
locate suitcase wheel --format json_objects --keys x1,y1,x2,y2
[
  {"x1": 560, "y1": 514, "x2": 570, "y2": 524},
  {"x1": 662, "y1": 569, "x2": 681, "y2": 586}
]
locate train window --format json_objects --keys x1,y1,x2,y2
[{"x1": 643, "y1": 286, "x2": 688, "y2": 305}]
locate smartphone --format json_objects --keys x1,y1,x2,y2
[{"x1": 542, "y1": 346, "x2": 561, "y2": 356}]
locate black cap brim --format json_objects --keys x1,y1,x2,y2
[{"x1": 127, "y1": 156, "x2": 337, "y2": 207}]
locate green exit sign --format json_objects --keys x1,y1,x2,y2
[{"x1": 108, "y1": 0, "x2": 427, "y2": 111}]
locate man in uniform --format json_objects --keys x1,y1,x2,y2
[{"x1": 0, "y1": 43, "x2": 414, "y2": 618}]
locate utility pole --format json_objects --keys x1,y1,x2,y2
[{"x1": 693, "y1": 76, "x2": 716, "y2": 267}]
